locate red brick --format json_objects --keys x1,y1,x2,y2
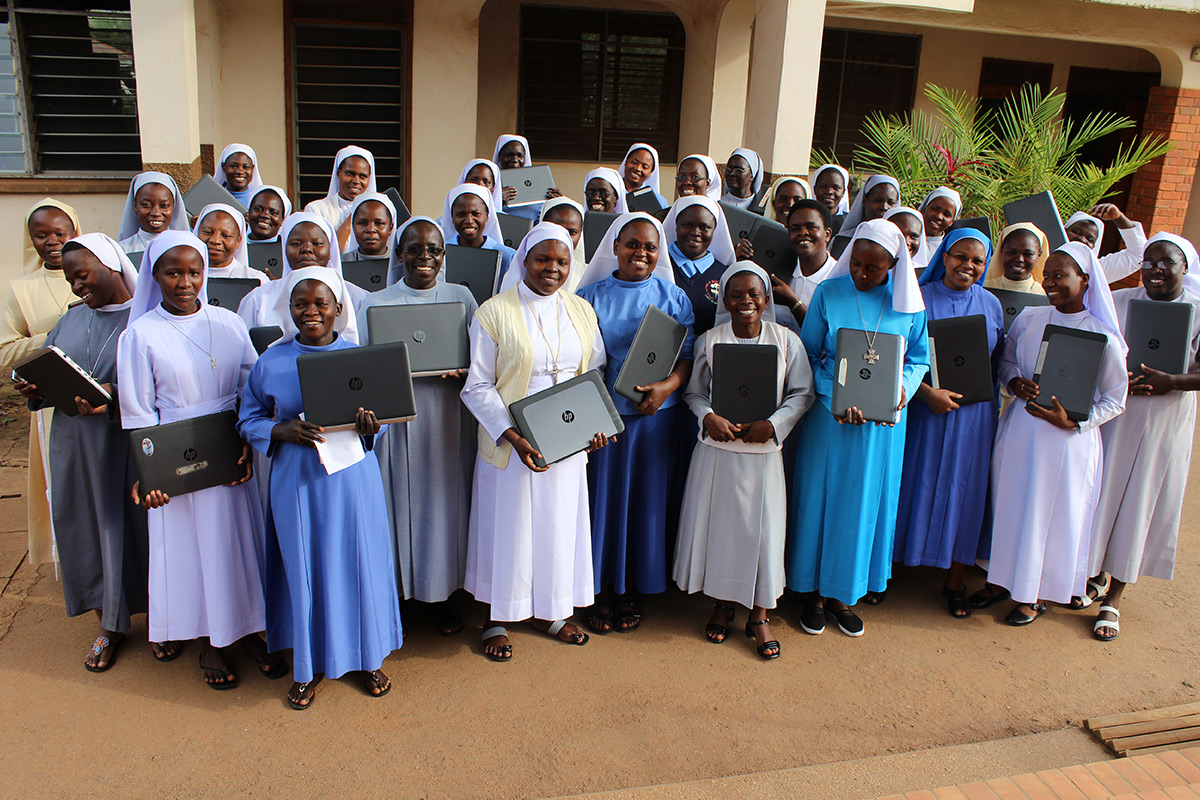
[
  {"x1": 1163, "y1": 786, "x2": 1200, "y2": 800},
  {"x1": 1035, "y1": 769, "x2": 1089, "y2": 800},
  {"x1": 876, "y1": 795, "x2": 907, "y2": 800},
  {"x1": 1131, "y1": 753, "x2": 1189, "y2": 787},
  {"x1": 985, "y1": 777, "x2": 1029, "y2": 800},
  {"x1": 1060, "y1": 765, "x2": 1112, "y2": 799},
  {"x1": 932, "y1": 787, "x2": 970, "y2": 800},
  {"x1": 1011, "y1": 773, "x2": 1056, "y2": 800},
  {"x1": 960, "y1": 783, "x2": 1002, "y2": 800},
  {"x1": 1161, "y1": 750, "x2": 1200, "y2": 782},
  {"x1": 1109, "y1": 758, "x2": 1162, "y2": 792},
  {"x1": 905, "y1": 791, "x2": 939, "y2": 800},
  {"x1": 1084, "y1": 761, "x2": 1137, "y2": 795}
]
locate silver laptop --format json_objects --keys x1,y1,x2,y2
[
  {"x1": 711, "y1": 343, "x2": 778, "y2": 428},
  {"x1": 365, "y1": 302, "x2": 469, "y2": 377},
  {"x1": 831, "y1": 329, "x2": 904, "y2": 424},
  {"x1": 583, "y1": 211, "x2": 618, "y2": 262},
  {"x1": 1125, "y1": 298, "x2": 1194, "y2": 378},
  {"x1": 749, "y1": 216, "x2": 797, "y2": 280},
  {"x1": 500, "y1": 165, "x2": 555, "y2": 207},
  {"x1": 720, "y1": 201, "x2": 758, "y2": 242},
  {"x1": 508, "y1": 371, "x2": 624, "y2": 468},
  {"x1": 206, "y1": 277, "x2": 260, "y2": 311},
  {"x1": 342, "y1": 256, "x2": 389, "y2": 292},
  {"x1": 129, "y1": 410, "x2": 246, "y2": 496},
  {"x1": 613, "y1": 305, "x2": 688, "y2": 403},
  {"x1": 986, "y1": 287, "x2": 1050, "y2": 332},
  {"x1": 444, "y1": 244, "x2": 501, "y2": 306},
  {"x1": 184, "y1": 174, "x2": 248, "y2": 217},
  {"x1": 497, "y1": 212, "x2": 534, "y2": 249},
  {"x1": 297, "y1": 341, "x2": 417, "y2": 431},
  {"x1": 246, "y1": 240, "x2": 283, "y2": 277}
]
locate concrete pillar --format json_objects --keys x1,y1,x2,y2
[
  {"x1": 742, "y1": 0, "x2": 826, "y2": 175},
  {"x1": 705, "y1": 0, "x2": 755, "y2": 161},
  {"x1": 130, "y1": 0, "x2": 203, "y2": 189}
]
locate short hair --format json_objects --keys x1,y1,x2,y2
[{"x1": 787, "y1": 198, "x2": 832, "y2": 230}]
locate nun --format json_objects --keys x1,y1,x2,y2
[
  {"x1": 14, "y1": 233, "x2": 151, "y2": 670},
  {"x1": 893, "y1": 228, "x2": 1004, "y2": 618},
  {"x1": 458, "y1": 157, "x2": 506, "y2": 213},
  {"x1": 246, "y1": 185, "x2": 293, "y2": 244},
  {"x1": 575, "y1": 212, "x2": 695, "y2": 634},
  {"x1": 115, "y1": 172, "x2": 188, "y2": 255},
  {"x1": 809, "y1": 164, "x2": 850, "y2": 235},
  {"x1": 1085, "y1": 233, "x2": 1200, "y2": 640},
  {"x1": 720, "y1": 148, "x2": 765, "y2": 212},
  {"x1": 302, "y1": 145, "x2": 376, "y2": 249},
  {"x1": 440, "y1": 183, "x2": 517, "y2": 284},
  {"x1": 1065, "y1": 204, "x2": 1147, "y2": 282},
  {"x1": 761, "y1": 176, "x2": 812, "y2": 224},
  {"x1": 492, "y1": 134, "x2": 561, "y2": 220},
  {"x1": 536, "y1": 197, "x2": 588, "y2": 293},
  {"x1": 674, "y1": 154, "x2": 723, "y2": 202},
  {"x1": 460, "y1": 223, "x2": 610, "y2": 661},
  {"x1": 192, "y1": 203, "x2": 269, "y2": 284},
  {"x1": 917, "y1": 186, "x2": 962, "y2": 260},
  {"x1": 583, "y1": 167, "x2": 629, "y2": 215},
  {"x1": 117, "y1": 231, "x2": 275, "y2": 689},
  {"x1": 883, "y1": 206, "x2": 929, "y2": 268},
  {"x1": 673, "y1": 262, "x2": 815, "y2": 659},
  {"x1": 357, "y1": 216, "x2": 478, "y2": 635},
  {"x1": 830, "y1": 174, "x2": 901, "y2": 257},
  {"x1": 343, "y1": 191, "x2": 397, "y2": 262},
  {"x1": 986, "y1": 242, "x2": 1127, "y2": 626},
  {"x1": 212, "y1": 143, "x2": 265, "y2": 208},
  {"x1": 238, "y1": 266, "x2": 402, "y2": 710},
  {"x1": 984, "y1": 223, "x2": 1049, "y2": 295},
  {"x1": 663, "y1": 196, "x2": 739, "y2": 336},
  {"x1": 619, "y1": 143, "x2": 668, "y2": 209},
  {"x1": 786, "y1": 218, "x2": 929, "y2": 637}
]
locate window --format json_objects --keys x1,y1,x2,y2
[
  {"x1": 813, "y1": 28, "x2": 920, "y2": 165},
  {"x1": 978, "y1": 58, "x2": 1053, "y2": 119},
  {"x1": 289, "y1": 3, "x2": 408, "y2": 209},
  {"x1": 517, "y1": 5, "x2": 685, "y2": 163},
  {"x1": 0, "y1": 1, "x2": 139, "y2": 176}
]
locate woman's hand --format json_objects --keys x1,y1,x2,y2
[
  {"x1": 770, "y1": 274, "x2": 799, "y2": 309},
  {"x1": 1129, "y1": 364, "x2": 1176, "y2": 396},
  {"x1": 740, "y1": 420, "x2": 775, "y2": 444},
  {"x1": 354, "y1": 407, "x2": 380, "y2": 436},
  {"x1": 131, "y1": 480, "x2": 170, "y2": 509},
  {"x1": 918, "y1": 384, "x2": 961, "y2": 414},
  {"x1": 734, "y1": 238, "x2": 755, "y2": 260},
  {"x1": 439, "y1": 368, "x2": 468, "y2": 380},
  {"x1": 546, "y1": 186, "x2": 562, "y2": 199},
  {"x1": 1089, "y1": 203, "x2": 1133, "y2": 229},
  {"x1": 74, "y1": 383, "x2": 114, "y2": 416},
  {"x1": 13, "y1": 379, "x2": 41, "y2": 400},
  {"x1": 702, "y1": 412, "x2": 742, "y2": 442},
  {"x1": 634, "y1": 379, "x2": 674, "y2": 416},
  {"x1": 837, "y1": 406, "x2": 865, "y2": 426},
  {"x1": 503, "y1": 186, "x2": 517, "y2": 203},
  {"x1": 272, "y1": 418, "x2": 325, "y2": 448},
  {"x1": 502, "y1": 427, "x2": 548, "y2": 473},
  {"x1": 586, "y1": 431, "x2": 614, "y2": 452},
  {"x1": 1008, "y1": 376, "x2": 1039, "y2": 401},
  {"x1": 1025, "y1": 395, "x2": 1079, "y2": 430},
  {"x1": 228, "y1": 441, "x2": 254, "y2": 485}
]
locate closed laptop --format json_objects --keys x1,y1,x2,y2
[
  {"x1": 501, "y1": 165, "x2": 556, "y2": 207},
  {"x1": 711, "y1": 343, "x2": 778, "y2": 427},
  {"x1": 583, "y1": 211, "x2": 619, "y2": 262},
  {"x1": 129, "y1": 410, "x2": 245, "y2": 497},
  {"x1": 13, "y1": 346, "x2": 111, "y2": 416},
  {"x1": 383, "y1": 187, "x2": 412, "y2": 227},
  {"x1": 626, "y1": 186, "x2": 666, "y2": 214},
  {"x1": 927, "y1": 314, "x2": 993, "y2": 405},
  {"x1": 986, "y1": 287, "x2": 1049, "y2": 332},
  {"x1": 613, "y1": 305, "x2": 688, "y2": 404},
  {"x1": 508, "y1": 370, "x2": 624, "y2": 468},
  {"x1": 749, "y1": 216, "x2": 797, "y2": 280},
  {"x1": 720, "y1": 201, "x2": 758, "y2": 243},
  {"x1": 342, "y1": 256, "x2": 389, "y2": 292},
  {"x1": 1124, "y1": 298, "x2": 1194, "y2": 378},
  {"x1": 949, "y1": 217, "x2": 991, "y2": 240},
  {"x1": 206, "y1": 277, "x2": 259, "y2": 311},
  {"x1": 443, "y1": 244, "x2": 501, "y2": 306},
  {"x1": 184, "y1": 174, "x2": 248, "y2": 217},
  {"x1": 365, "y1": 302, "x2": 469, "y2": 377},
  {"x1": 1003, "y1": 191, "x2": 1068, "y2": 250},
  {"x1": 497, "y1": 212, "x2": 534, "y2": 249},
  {"x1": 249, "y1": 325, "x2": 283, "y2": 355},
  {"x1": 1031, "y1": 323, "x2": 1109, "y2": 422},
  {"x1": 831, "y1": 329, "x2": 904, "y2": 424},
  {"x1": 297, "y1": 341, "x2": 417, "y2": 430},
  {"x1": 246, "y1": 240, "x2": 283, "y2": 277}
]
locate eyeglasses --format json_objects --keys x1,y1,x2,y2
[
  {"x1": 1141, "y1": 259, "x2": 1181, "y2": 271},
  {"x1": 724, "y1": 166, "x2": 747, "y2": 176},
  {"x1": 585, "y1": 188, "x2": 613, "y2": 198},
  {"x1": 619, "y1": 240, "x2": 658, "y2": 253},
  {"x1": 675, "y1": 173, "x2": 706, "y2": 184},
  {"x1": 402, "y1": 244, "x2": 445, "y2": 257}
]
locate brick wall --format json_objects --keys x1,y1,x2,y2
[{"x1": 1127, "y1": 86, "x2": 1200, "y2": 235}]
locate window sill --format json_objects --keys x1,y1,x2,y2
[{"x1": 0, "y1": 176, "x2": 133, "y2": 193}]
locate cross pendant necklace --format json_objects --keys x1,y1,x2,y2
[{"x1": 854, "y1": 289, "x2": 887, "y2": 365}]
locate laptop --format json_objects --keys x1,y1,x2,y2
[
  {"x1": 720, "y1": 201, "x2": 759, "y2": 243},
  {"x1": 126, "y1": 251, "x2": 145, "y2": 269},
  {"x1": 831, "y1": 329, "x2": 905, "y2": 424},
  {"x1": 246, "y1": 240, "x2": 283, "y2": 278},
  {"x1": 986, "y1": 287, "x2": 1050, "y2": 332},
  {"x1": 297, "y1": 341, "x2": 417, "y2": 431},
  {"x1": 1031, "y1": 324, "x2": 1109, "y2": 422},
  {"x1": 711, "y1": 343, "x2": 779, "y2": 428},
  {"x1": 927, "y1": 315, "x2": 994, "y2": 404},
  {"x1": 249, "y1": 326, "x2": 283, "y2": 355},
  {"x1": 183, "y1": 174, "x2": 248, "y2": 217},
  {"x1": 206, "y1": 277, "x2": 260, "y2": 311},
  {"x1": 129, "y1": 410, "x2": 246, "y2": 497},
  {"x1": 583, "y1": 211, "x2": 618, "y2": 262},
  {"x1": 613, "y1": 305, "x2": 688, "y2": 404},
  {"x1": 497, "y1": 212, "x2": 534, "y2": 249},
  {"x1": 341, "y1": 256, "x2": 389, "y2": 292},
  {"x1": 383, "y1": 188, "x2": 412, "y2": 226},
  {"x1": 627, "y1": 186, "x2": 666, "y2": 214},
  {"x1": 508, "y1": 370, "x2": 624, "y2": 468},
  {"x1": 365, "y1": 302, "x2": 470, "y2": 377},
  {"x1": 949, "y1": 217, "x2": 991, "y2": 240},
  {"x1": 1125, "y1": 298, "x2": 1195, "y2": 378},
  {"x1": 830, "y1": 233, "x2": 850, "y2": 260},
  {"x1": 1003, "y1": 191, "x2": 1068, "y2": 250},
  {"x1": 13, "y1": 346, "x2": 111, "y2": 416},
  {"x1": 443, "y1": 244, "x2": 501, "y2": 306},
  {"x1": 500, "y1": 165, "x2": 555, "y2": 207},
  {"x1": 749, "y1": 216, "x2": 797, "y2": 280}
]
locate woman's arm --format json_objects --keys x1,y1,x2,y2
[
  {"x1": 115, "y1": 328, "x2": 159, "y2": 429},
  {"x1": 768, "y1": 333, "x2": 817, "y2": 440},
  {"x1": 459, "y1": 319, "x2": 514, "y2": 443}
]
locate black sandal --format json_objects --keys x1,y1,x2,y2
[
  {"x1": 481, "y1": 626, "x2": 513, "y2": 662},
  {"x1": 198, "y1": 650, "x2": 239, "y2": 691},
  {"x1": 705, "y1": 604, "x2": 735, "y2": 644},
  {"x1": 287, "y1": 675, "x2": 323, "y2": 710},
  {"x1": 363, "y1": 669, "x2": 390, "y2": 698},
  {"x1": 744, "y1": 619, "x2": 780, "y2": 660},
  {"x1": 614, "y1": 600, "x2": 642, "y2": 633},
  {"x1": 863, "y1": 590, "x2": 888, "y2": 606},
  {"x1": 151, "y1": 640, "x2": 183, "y2": 662},
  {"x1": 1005, "y1": 602, "x2": 1047, "y2": 626},
  {"x1": 585, "y1": 604, "x2": 614, "y2": 635},
  {"x1": 85, "y1": 634, "x2": 124, "y2": 673},
  {"x1": 943, "y1": 586, "x2": 972, "y2": 619},
  {"x1": 968, "y1": 585, "x2": 1010, "y2": 609}
]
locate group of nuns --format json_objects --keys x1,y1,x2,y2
[{"x1": 4, "y1": 133, "x2": 1196, "y2": 710}]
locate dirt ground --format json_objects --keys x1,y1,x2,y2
[{"x1": 0, "y1": 387, "x2": 1196, "y2": 800}]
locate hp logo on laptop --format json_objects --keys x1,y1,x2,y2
[
  {"x1": 371, "y1": 274, "x2": 382, "y2": 284},
  {"x1": 737, "y1": 385, "x2": 750, "y2": 397},
  {"x1": 1006, "y1": 306, "x2": 1016, "y2": 316},
  {"x1": 562, "y1": 410, "x2": 575, "y2": 423},
  {"x1": 1148, "y1": 338, "x2": 1160, "y2": 350},
  {"x1": 209, "y1": 297, "x2": 221, "y2": 306},
  {"x1": 349, "y1": 377, "x2": 364, "y2": 391},
  {"x1": 524, "y1": 179, "x2": 533, "y2": 187},
  {"x1": 413, "y1": 330, "x2": 427, "y2": 343},
  {"x1": 953, "y1": 355, "x2": 966, "y2": 367},
  {"x1": 183, "y1": 448, "x2": 197, "y2": 462},
  {"x1": 860, "y1": 368, "x2": 872, "y2": 380},
  {"x1": 646, "y1": 352, "x2": 657, "y2": 364}
]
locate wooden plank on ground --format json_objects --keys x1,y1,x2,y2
[
  {"x1": 1087, "y1": 702, "x2": 1200, "y2": 731},
  {"x1": 1096, "y1": 714, "x2": 1200, "y2": 741},
  {"x1": 1109, "y1": 726, "x2": 1200, "y2": 755},
  {"x1": 1122, "y1": 741, "x2": 1200, "y2": 758}
]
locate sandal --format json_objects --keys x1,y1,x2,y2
[
  {"x1": 85, "y1": 633, "x2": 124, "y2": 673},
  {"x1": 1093, "y1": 605, "x2": 1120, "y2": 642},
  {"x1": 287, "y1": 675, "x2": 323, "y2": 710},
  {"x1": 799, "y1": 596, "x2": 825, "y2": 635},
  {"x1": 543, "y1": 619, "x2": 588, "y2": 645},
  {"x1": 1005, "y1": 602, "x2": 1047, "y2": 626},
  {"x1": 362, "y1": 669, "x2": 391, "y2": 698},
  {"x1": 437, "y1": 613, "x2": 463, "y2": 637},
  {"x1": 198, "y1": 649, "x2": 239, "y2": 690},
  {"x1": 241, "y1": 635, "x2": 289, "y2": 679},
  {"x1": 151, "y1": 640, "x2": 184, "y2": 662},
  {"x1": 863, "y1": 590, "x2": 887, "y2": 606},
  {"x1": 943, "y1": 586, "x2": 972, "y2": 619},
  {"x1": 705, "y1": 604, "x2": 736, "y2": 644},
  {"x1": 614, "y1": 600, "x2": 642, "y2": 633},
  {"x1": 585, "y1": 604, "x2": 614, "y2": 635},
  {"x1": 968, "y1": 585, "x2": 1010, "y2": 609},
  {"x1": 744, "y1": 619, "x2": 780, "y2": 660},
  {"x1": 481, "y1": 626, "x2": 512, "y2": 662},
  {"x1": 1070, "y1": 575, "x2": 1111, "y2": 610}
]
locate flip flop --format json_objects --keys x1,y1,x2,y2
[
  {"x1": 614, "y1": 600, "x2": 642, "y2": 633},
  {"x1": 363, "y1": 670, "x2": 391, "y2": 698},
  {"x1": 198, "y1": 651, "x2": 239, "y2": 690},
  {"x1": 584, "y1": 604, "x2": 614, "y2": 635},
  {"x1": 287, "y1": 675, "x2": 323, "y2": 710},
  {"x1": 544, "y1": 619, "x2": 588, "y2": 645},
  {"x1": 482, "y1": 626, "x2": 512, "y2": 662},
  {"x1": 85, "y1": 634, "x2": 124, "y2": 673},
  {"x1": 151, "y1": 640, "x2": 184, "y2": 662}
]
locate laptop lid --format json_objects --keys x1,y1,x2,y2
[
  {"x1": 249, "y1": 326, "x2": 283, "y2": 355},
  {"x1": 246, "y1": 240, "x2": 283, "y2": 278},
  {"x1": 497, "y1": 212, "x2": 534, "y2": 249},
  {"x1": 831, "y1": 329, "x2": 904, "y2": 424},
  {"x1": 927, "y1": 314, "x2": 994, "y2": 405},
  {"x1": 13, "y1": 345, "x2": 111, "y2": 416},
  {"x1": 720, "y1": 201, "x2": 759, "y2": 243},
  {"x1": 1002, "y1": 191, "x2": 1068, "y2": 250},
  {"x1": 205, "y1": 277, "x2": 259, "y2": 311},
  {"x1": 1031, "y1": 323, "x2": 1109, "y2": 422},
  {"x1": 583, "y1": 211, "x2": 619, "y2": 262},
  {"x1": 613, "y1": 305, "x2": 688, "y2": 404},
  {"x1": 342, "y1": 257, "x2": 389, "y2": 292},
  {"x1": 500, "y1": 165, "x2": 555, "y2": 207},
  {"x1": 1125, "y1": 298, "x2": 1194, "y2": 378},
  {"x1": 297, "y1": 341, "x2": 417, "y2": 430},
  {"x1": 985, "y1": 287, "x2": 1050, "y2": 332},
  {"x1": 443, "y1": 244, "x2": 501, "y2": 307},
  {"x1": 508, "y1": 370, "x2": 624, "y2": 468},
  {"x1": 749, "y1": 216, "x2": 797, "y2": 281},
  {"x1": 129, "y1": 410, "x2": 246, "y2": 497},
  {"x1": 711, "y1": 343, "x2": 779, "y2": 426},
  {"x1": 949, "y1": 217, "x2": 991, "y2": 240},
  {"x1": 626, "y1": 186, "x2": 666, "y2": 214},
  {"x1": 382, "y1": 187, "x2": 412, "y2": 226},
  {"x1": 365, "y1": 302, "x2": 469, "y2": 377},
  {"x1": 183, "y1": 174, "x2": 248, "y2": 217}
]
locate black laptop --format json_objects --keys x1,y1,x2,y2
[
  {"x1": 1003, "y1": 191, "x2": 1068, "y2": 250},
  {"x1": 711, "y1": 343, "x2": 778, "y2": 428},
  {"x1": 246, "y1": 240, "x2": 283, "y2": 278},
  {"x1": 497, "y1": 212, "x2": 534, "y2": 249},
  {"x1": 508, "y1": 371, "x2": 624, "y2": 468},
  {"x1": 986, "y1": 287, "x2": 1050, "y2": 332},
  {"x1": 720, "y1": 202, "x2": 758, "y2": 243},
  {"x1": 129, "y1": 410, "x2": 246, "y2": 496},
  {"x1": 13, "y1": 346, "x2": 111, "y2": 416},
  {"x1": 500, "y1": 165, "x2": 556, "y2": 207},
  {"x1": 297, "y1": 341, "x2": 417, "y2": 430},
  {"x1": 206, "y1": 277, "x2": 260, "y2": 311},
  {"x1": 1125, "y1": 298, "x2": 1195, "y2": 378},
  {"x1": 443, "y1": 245, "x2": 501, "y2": 306},
  {"x1": 342, "y1": 256, "x2": 389, "y2": 292},
  {"x1": 749, "y1": 217, "x2": 797, "y2": 280},
  {"x1": 948, "y1": 217, "x2": 991, "y2": 240},
  {"x1": 365, "y1": 302, "x2": 470, "y2": 377},
  {"x1": 249, "y1": 326, "x2": 283, "y2": 355},
  {"x1": 927, "y1": 315, "x2": 994, "y2": 404},
  {"x1": 613, "y1": 306, "x2": 688, "y2": 404},
  {"x1": 383, "y1": 187, "x2": 412, "y2": 227},
  {"x1": 583, "y1": 211, "x2": 619, "y2": 262},
  {"x1": 1031, "y1": 324, "x2": 1109, "y2": 422},
  {"x1": 183, "y1": 174, "x2": 247, "y2": 217},
  {"x1": 627, "y1": 186, "x2": 666, "y2": 214},
  {"x1": 831, "y1": 329, "x2": 905, "y2": 424}
]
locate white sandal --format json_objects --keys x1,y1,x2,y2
[
  {"x1": 1072, "y1": 576, "x2": 1111, "y2": 609},
  {"x1": 1093, "y1": 605, "x2": 1120, "y2": 641}
]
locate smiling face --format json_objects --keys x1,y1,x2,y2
[
  {"x1": 1141, "y1": 240, "x2": 1188, "y2": 301},
  {"x1": 724, "y1": 155, "x2": 752, "y2": 198},
  {"x1": 196, "y1": 210, "x2": 241, "y2": 269},
  {"x1": 773, "y1": 181, "x2": 807, "y2": 221},
  {"x1": 352, "y1": 200, "x2": 394, "y2": 256},
  {"x1": 1042, "y1": 252, "x2": 1088, "y2": 311},
  {"x1": 336, "y1": 155, "x2": 371, "y2": 201},
  {"x1": 247, "y1": 190, "x2": 285, "y2": 239},
  {"x1": 1067, "y1": 219, "x2": 1100, "y2": 249},
  {"x1": 813, "y1": 169, "x2": 845, "y2": 214},
  {"x1": 848, "y1": 239, "x2": 895, "y2": 292},
  {"x1": 498, "y1": 140, "x2": 526, "y2": 170},
  {"x1": 465, "y1": 163, "x2": 496, "y2": 192},
  {"x1": 543, "y1": 205, "x2": 583, "y2": 249},
  {"x1": 723, "y1": 271, "x2": 768, "y2": 331},
  {"x1": 398, "y1": 220, "x2": 445, "y2": 290},
  {"x1": 221, "y1": 151, "x2": 254, "y2": 191},
  {"x1": 62, "y1": 246, "x2": 129, "y2": 309},
  {"x1": 674, "y1": 204, "x2": 716, "y2": 260},
  {"x1": 1000, "y1": 230, "x2": 1042, "y2": 282},
  {"x1": 290, "y1": 279, "x2": 340, "y2": 347},
  {"x1": 135, "y1": 182, "x2": 175, "y2": 235},
  {"x1": 675, "y1": 157, "x2": 710, "y2": 199},
  {"x1": 613, "y1": 219, "x2": 659, "y2": 283},
  {"x1": 153, "y1": 246, "x2": 205, "y2": 315},
  {"x1": 622, "y1": 148, "x2": 654, "y2": 192},
  {"x1": 863, "y1": 182, "x2": 899, "y2": 222},
  {"x1": 523, "y1": 239, "x2": 573, "y2": 296},
  {"x1": 922, "y1": 196, "x2": 958, "y2": 237},
  {"x1": 585, "y1": 177, "x2": 617, "y2": 212},
  {"x1": 27, "y1": 207, "x2": 75, "y2": 269},
  {"x1": 451, "y1": 194, "x2": 489, "y2": 246},
  {"x1": 941, "y1": 237, "x2": 988, "y2": 291},
  {"x1": 889, "y1": 212, "x2": 924, "y2": 258},
  {"x1": 285, "y1": 221, "x2": 332, "y2": 270},
  {"x1": 788, "y1": 206, "x2": 830, "y2": 261}
]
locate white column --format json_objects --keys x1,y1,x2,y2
[{"x1": 130, "y1": 0, "x2": 201, "y2": 169}]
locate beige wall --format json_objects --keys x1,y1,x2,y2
[{"x1": 1, "y1": 194, "x2": 127, "y2": 285}]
